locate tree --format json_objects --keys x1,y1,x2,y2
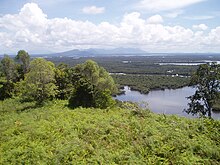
[
  {"x1": 21, "y1": 58, "x2": 57, "y2": 104},
  {"x1": 55, "y1": 63, "x2": 73, "y2": 99},
  {"x1": 15, "y1": 50, "x2": 30, "y2": 79},
  {"x1": 93, "y1": 89, "x2": 116, "y2": 109},
  {"x1": 185, "y1": 63, "x2": 220, "y2": 118},
  {"x1": 0, "y1": 64, "x2": 3, "y2": 77},
  {"x1": 1, "y1": 55, "x2": 17, "y2": 83},
  {"x1": 0, "y1": 82, "x2": 15, "y2": 100},
  {"x1": 68, "y1": 78, "x2": 94, "y2": 108},
  {"x1": 69, "y1": 60, "x2": 117, "y2": 108},
  {"x1": 0, "y1": 55, "x2": 18, "y2": 99},
  {"x1": 74, "y1": 60, "x2": 117, "y2": 93}
]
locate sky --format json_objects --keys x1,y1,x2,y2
[{"x1": 0, "y1": 0, "x2": 220, "y2": 54}]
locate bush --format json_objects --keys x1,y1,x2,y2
[{"x1": 94, "y1": 90, "x2": 116, "y2": 109}]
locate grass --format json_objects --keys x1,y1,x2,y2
[{"x1": 0, "y1": 99, "x2": 220, "y2": 164}]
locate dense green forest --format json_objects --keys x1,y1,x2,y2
[
  {"x1": 0, "y1": 51, "x2": 117, "y2": 109},
  {"x1": 0, "y1": 99, "x2": 220, "y2": 164},
  {"x1": 46, "y1": 55, "x2": 198, "y2": 93},
  {"x1": 47, "y1": 55, "x2": 199, "y2": 75},
  {"x1": 112, "y1": 74, "x2": 190, "y2": 94}
]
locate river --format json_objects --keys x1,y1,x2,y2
[{"x1": 115, "y1": 86, "x2": 220, "y2": 119}]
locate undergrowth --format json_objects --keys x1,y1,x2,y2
[{"x1": 0, "y1": 99, "x2": 219, "y2": 164}]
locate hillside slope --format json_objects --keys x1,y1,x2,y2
[{"x1": 0, "y1": 99, "x2": 220, "y2": 164}]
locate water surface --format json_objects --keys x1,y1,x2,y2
[{"x1": 115, "y1": 86, "x2": 220, "y2": 119}]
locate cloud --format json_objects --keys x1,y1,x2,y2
[
  {"x1": 165, "y1": 10, "x2": 184, "y2": 18},
  {"x1": 0, "y1": 3, "x2": 220, "y2": 53},
  {"x1": 193, "y1": 24, "x2": 208, "y2": 31},
  {"x1": 184, "y1": 15, "x2": 214, "y2": 20},
  {"x1": 136, "y1": 0, "x2": 205, "y2": 12},
  {"x1": 146, "y1": 15, "x2": 163, "y2": 24},
  {"x1": 31, "y1": 0, "x2": 73, "y2": 7},
  {"x1": 82, "y1": 6, "x2": 105, "y2": 14}
]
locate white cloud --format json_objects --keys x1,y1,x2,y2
[
  {"x1": 146, "y1": 15, "x2": 163, "y2": 24},
  {"x1": 184, "y1": 15, "x2": 214, "y2": 20},
  {"x1": 207, "y1": 27, "x2": 220, "y2": 45},
  {"x1": 136, "y1": 0, "x2": 205, "y2": 12},
  {"x1": 0, "y1": 3, "x2": 220, "y2": 53},
  {"x1": 165, "y1": 10, "x2": 184, "y2": 18},
  {"x1": 82, "y1": 6, "x2": 105, "y2": 14},
  {"x1": 193, "y1": 24, "x2": 208, "y2": 31},
  {"x1": 122, "y1": 12, "x2": 145, "y2": 26}
]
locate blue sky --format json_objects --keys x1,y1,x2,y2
[{"x1": 0, "y1": 0, "x2": 220, "y2": 53}]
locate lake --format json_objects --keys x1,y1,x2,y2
[
  {"x1": 115, "y1": 86, "x2": 220, "y2": 119},
  {"x1": 157, "y1": 61, "x2": 220, "y2": 66}
]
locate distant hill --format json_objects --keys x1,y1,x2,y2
[
  {"x1": 43, "y1": 48, "x2": 147, "y2": 57},
  {"x1": 3, "y1": 49, "x2": 220, "y2": 58},
  {"x1": 87, "y1": 47, "x2": 147, "y2": 55}
]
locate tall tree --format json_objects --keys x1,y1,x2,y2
[
  {"x1": 15, "y1": 50, "x2": 30, "y2": 79},
  {"x1": 0, "y1": 64, "x2": 3, "y2": 77},
  {"x1": 0, "y1": 55, "x2": 18, "y2": 99},
  {"x1": 55, "y1": 63, "x2": 73, "y2": 99},
  {"x1": 69, "y1": 60, "x2": 117, "y2": 108},
  {"x1": 1, "y1": 55, "x2": 17, "y2": 83},
  {"x1": 185, "y1": 63, "x2": 220, "y2": 118},
  {"x1": 74, "y1": 60, "x2": 117, "y2": 94},
  {"x1": 69, "y1": 78, "x2": 94, "y2": 108},
  {"x1": 21, "y1": 58, "x2": 57, "y2": 104}
]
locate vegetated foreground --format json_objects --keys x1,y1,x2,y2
[{"x1": 1, "y1": 99, "x2": 220, "y2": 164}]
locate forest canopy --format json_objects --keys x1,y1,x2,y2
[{"x1": 0, "y1": 51, "x2": 117, "y2": 108}]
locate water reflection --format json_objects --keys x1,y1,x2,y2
[{"x1": 115, "y1": 86, "x2": 220, "y2": 119}]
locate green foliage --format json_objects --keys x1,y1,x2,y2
[
  {"x1": 15, "y1": 50, "x2": 30, "y2": 79},
  {"x1": 0, "y1": 63, "x2": 4, "y2": 77},
  {"x1": 55, "y1": 63, "x2": 73, "y2": 99},
  {"x1": 186, "y1": 63, "x2": 220, "y2": 118},
  {"x1": 74, "y1": 60, "x2": 117, "y2": 94},
  {"x1": 0, "y1": 99, "x2": 219, "y2": 164},
  {"x1": 0, "y1": 81, "x2": 15, "y2": 100},
  {"x1": 113, "y1": 74, "x2": 190, "y2": 94},
  {"x1": 49, "y1": 56, "x2": 198, "y2": 76},
  {"x1": 1, "y1": 55, "x2": 18, "y2": 83},
  {"x1": 94, "y1": 90, "x2": 116, "y2": 109},
  {"x1": 0, "y1": 55, "x2": 19, "y2": 100},
  {"x1": 68, "y1": 79, "x2": 94, "y2": 108},
  {"x1": 20, "y1": 58, "x2": 57, "y2": 104},
  {"x1": 69, "y1": 60, "x2": 117, "y2": 109}
]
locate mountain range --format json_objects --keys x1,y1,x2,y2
[{"x1": 46, "y1": 47, "x2": 147, "y2": 57}]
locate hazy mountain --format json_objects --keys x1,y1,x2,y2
[
  {"x1": 47, "y1": 48, "x2": 147, "y2": 57},
  {"x1": 87, "y1": 48, "x2": 147, "y2": 55}
]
